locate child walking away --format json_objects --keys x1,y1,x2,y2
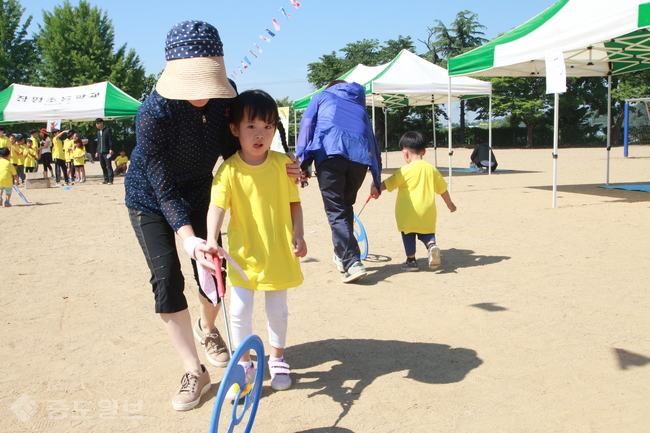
[
  {"x1": 371, "y1": 131, "x2": 456, "y2": 271},
  {"x1": 72, "y1": 138, "x2": 86, "y2": 183},
  {"x1": 201, "y1": 90, "x2": 307, "y2": 399},
  {"x1": 0, "y1": 147, "x2": 19, "y2": 207}
]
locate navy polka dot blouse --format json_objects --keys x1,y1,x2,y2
[{"x1": 125, "y1": 89, "x2": 232, "y2": 232}]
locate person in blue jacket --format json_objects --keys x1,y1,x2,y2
[{"x1": 297, "y1": 80, "x2": 382, "y2": 283}]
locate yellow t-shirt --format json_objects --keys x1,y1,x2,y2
[
  {"x1": 0, "y1": 158, "x2": 17, "y2": 188},
  {"x1": 115, "y1": 155, "x2": 128, "y2": 165},
  {"x1": 52, "y1": 137, "x2": 64, "y2": 160},
  {"x1": 384, "y1": 159, "x2": 448, "y2": 234},
  {"x1": 64, "y1": 139, "x2": 74, "y2": 162},
  {"x1": 11, "y1": 143, "x2": 23, "y2": 165},
  {"x1": 0, "y1": 136, "x2": 10, "y2": 150},
  {"x1": 72, "y1": 148, "x2": 85, "y2": 166},
  {"x1": 210, "y1": 151, "x2": 303, "y2": 291},
  {"x1": 24, "y1": 145, "x2": 37, "y2": 168}
]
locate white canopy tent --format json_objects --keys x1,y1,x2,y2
[
  {"x1": 294, "y1": 50, "x2": 492, "y2": 180},
  {"x1": 449, "y1": 0, "x2": 650, "y2": 207},
  {"x1": 0, "y1": 81, "x2": 141, "y2": 124}
]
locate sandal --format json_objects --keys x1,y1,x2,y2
[{"x1": 268, "y1": 358, "x2": 292, "y2": 391}]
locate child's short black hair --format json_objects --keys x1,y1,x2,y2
[
  {"x1": 229, "y1": 89, "x2": 279, "y2": 128},
  {"x1": 0, "y1": 147, "x2": 10, "y2": 157},
  {"x1": 399, "y1": 131, "x2": 427, "y2": 152}
]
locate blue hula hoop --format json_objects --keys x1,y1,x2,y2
[
  {"x1": 209, "y1": 334, "x2": 265, "y2": 433},
  {"x1": 353, "y1": 213, "x2": 369, "y2": 260}
]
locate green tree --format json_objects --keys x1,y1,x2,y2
[
  {"x1": 420, "y1": 11, "x2": 488, "y2": 145},
  {"x1": 0, "y1": 0, "x2": 38, "y2": 89},
  {"x1": 34, "y1": 0, "x2": 146, "y2": 99},
  {"x1": 306, "y1": 36, "x2": 415, "y2": 89},
  {"x1": 491, "y1": 76, "x2": 548, "y2": 148},
  {"x1": 34, "y1": 1, "x2": 149, "y2": 153}
]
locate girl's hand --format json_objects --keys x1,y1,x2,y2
[
  {"x1": 195, "y1": 241, "x2": 220, "y2": 273},
  {"x1": 448, "y1": 202, "x2": 457, "y2": 213},
  {"x1": 370, "y1": 185, "x2": 380, "y2": 199},
  {"x1": 285, "y1": 153, "x2": 302, "y2": 182},
  {"x1": 292, "y1": 235, "x2": 307, "y2": 258}
]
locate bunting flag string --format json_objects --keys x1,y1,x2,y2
[{"x1": 230, "y1": 1, "x2": 303, "y2": 79}]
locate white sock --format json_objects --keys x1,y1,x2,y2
[
  {"x1": 239, "y1": 360, "x2": 253, "y2": 368},
  {"x1": 269, "y1": 356, "x2": 284, "y2": 363}
]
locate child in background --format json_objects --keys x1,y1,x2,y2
[
  {"x1": 371, "y1": 131, "x2": 457, "y2": 271},
  {"x1": 64, "y1": 131, "x2": 76, "y2": 184},
  {"x1": 0, "y1": 147, "x2": 18, "y2": 207},
  {"x1": 199, "y1": 90, "x2": 306, "y2": 398},
  {"x1": 23, "y1": 137, "x2": 38, "y2": 173},
  {"x1": 72, "y1": 138, "x2": 86, "y2": 183},
  {"x1": 13, "y1": 135, "x2": 26, "y2": 184},
  {"x1": 113, "y1": 150, "x2": 129, "y2": 175}
]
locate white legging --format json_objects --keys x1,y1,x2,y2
[{"x1": 229, "y1": 286, "x2": 289, "y2": 350}]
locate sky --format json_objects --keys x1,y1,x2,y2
[{"x1": 24, "y1": 0, "x2": 558, "y2": 101}]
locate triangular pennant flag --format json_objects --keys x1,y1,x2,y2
[
  {"x1": 265, "y1": 29, "x2": 276, "y2": 37},
  {"x1": 237, "y1": 65, "x2": 244, "y2": 74},
  {"x1": 280, "y1": 7, "x2": 292, "y2": 19},
  {"x1": 260, "y1": 35, "x2": 271, "y2": 42},
  {"x1": 272, "y1": 19, "x2": 281, "y2": 31},
  {"x1": 240, "y1": 60, "x2": 248, "y2": 69},
  {"x1": 290, "y1": 0, "x2": 301, "y2": 8},
  {"x1": 249, "y1": 50, "x2": 258, "y2": 58},
  {"x1": 254, "y1": 43, "x2": 263, "y2": 53},
  {"x1": 244, "y1": 56, "x2": 252, "y2": 65}
]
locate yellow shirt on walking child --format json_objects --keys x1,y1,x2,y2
[
  {"x1": 384, "y1": 159, "x2": 448, "y2": 235},
  {"x1": 0, "y1": 159, "x2": 17, "y2": 188}
]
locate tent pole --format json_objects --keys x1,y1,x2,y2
[
  {"x1": 606, "y1": 74, "x2": 612, "y2": 185},
  {"x1": 488, "y1": 94, "x2": 493, "y2": 175},
  {"x1": 294, "y1": 108, "x2": 298, "y2": 153},
  {"x1": 432, "y1": 102, "x2": 438, "y2": 168},
  {"x1": 384, "y1": 107, "x2": 388, "y2": 169},
  {"x1": 448, "y1": 75, "x2": 453, "y2": 191},
  {"x1": 552, "y1": 92, "x2": 559, "y2": 208}
]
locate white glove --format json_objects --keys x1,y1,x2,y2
[{"x1": 183, "y1": 236, "x2": 219, "y2": 305}]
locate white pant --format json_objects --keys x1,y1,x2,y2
[{"x1": 229, "y1": 286, "x2": 289, "y2": 350}]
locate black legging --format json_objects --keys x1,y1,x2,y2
[
  {"x1": 40, "y1": 153, "x2": 53, "y2": 174},
  {"x1": 54, "y1": 159, "x2": 69, "y2": 183}
]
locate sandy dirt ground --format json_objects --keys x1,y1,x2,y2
[{"x1": 1, "y1": 145, "x2": 649, "y2": 433}]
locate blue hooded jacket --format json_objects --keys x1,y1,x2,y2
[{"x1": 296, "y1": 82, "x2": 382, "y2": 189}]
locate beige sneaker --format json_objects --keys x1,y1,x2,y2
[
  {"x1": 193, "y1": 319, "x2": 230, "y2": 367},
  {"x1": 171, "y1": 364, "x2": 211, "y2": 411}
]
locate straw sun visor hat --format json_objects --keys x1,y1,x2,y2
[{"x1": 156, "y1": 20, "x2": 236, "y2": 101}]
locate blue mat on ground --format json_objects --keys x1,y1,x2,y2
[
  {"x1": 598, "y1": 184, "x2": 650, "y2": 192},
  {"x1": 438, "y1": 167, "x2": 511, "y2": 173}
]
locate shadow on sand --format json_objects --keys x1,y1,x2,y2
[{"x1": 286, "y1": 338, "x2": 482, "y2": 428}]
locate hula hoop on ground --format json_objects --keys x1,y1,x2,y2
[
  {"x1": 353, "y1": 213, "x2": 368, "y2": 260},
  {"x1": 13, "y1": 185, "x2": 29, "y2": 203},
  {"x1": 209, "y1": 334, "x2": 265, "y2": 433}
]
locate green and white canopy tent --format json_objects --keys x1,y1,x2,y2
[
  {"x1": 0, "y1": 81, "x2": 141, "y2": 124},
  {"x1": 448, "y1": 0, "x2": 650, "y2": 207}
]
